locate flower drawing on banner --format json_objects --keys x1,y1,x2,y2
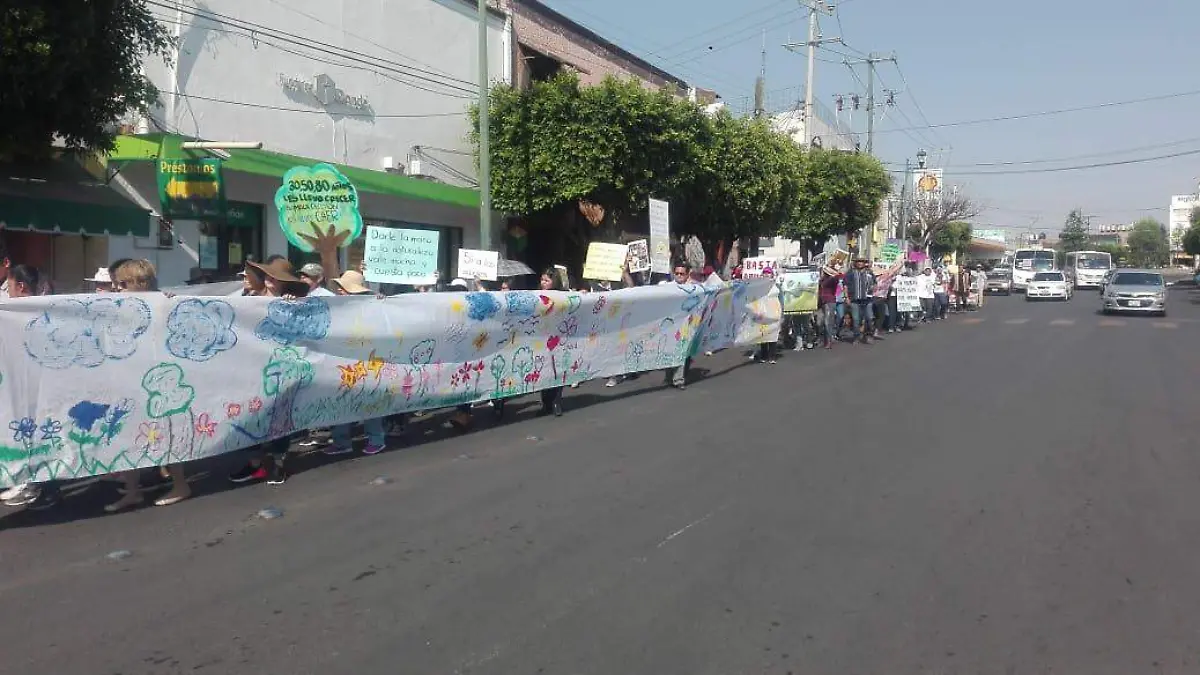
[
  {"x1": 136, "y1": 422, "x2": 163, "y2": 453},
  {"x1": 248, "y1": 397, "x2": 264, "y2": 413},
  {"x1": 365, "y1": 351, "x2": 387, "y2": 380},
  {"x1": 102, "y1": 398, "x2": 134, "y2": 443},
  {"x1": 9, "y1": 417, "x2": 36, "y2": 444},
  {"x1": 592, "y1": 296, "x2": 607, "y2": 314},
  {"x1": 39, "y1": 418, "x2": 62, "y2": 442},
  {"x1": 68, "y1": 401, "x2": 109, "y2": 433},
  {"x1": 194, "y1": 413, "x2": 217, "y2": 438},
  {"x1": 226, "y1": 403, "x2": 243, "y2": 419},
  {"x1": 465, "y1": 292, "x2": 501, "y2": 322},
  {"x1": 537, "y1": 295, "x2": 554, "y2": 315},
  {"x1": 546, "y1": 335, "x2": 561, "y2": 351},
  {"x1": 472, "y1": 330, "x2": 489, "y2": 352},
  {"x1": 410, "y1": 339, "x2": 436, "y2": 366},
  {"x1": 557, "y1": 316, "x2": 579, "y2": 337},
  {"x1": 339, "y1": 361, "x2": 369, "y2": 390},
  {"x1": 566, "y1": 294, "x2": 582, "y2": 314},
  {"x1": 381, "y1": 363, "x2": 400, "y2": 380}
]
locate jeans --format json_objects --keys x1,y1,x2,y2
[
  {"x1": 540, "y1": 386, "x2": 563, "y2": 408},
  {"x1": 920, "y1": 297, "x2": 935, "y2": 321},
  {"x1": 872, "y1": 298, "x2": 888, "y2": 333},
  {"x1": 935, "y1": 292, "x2": 949, "y2": 319},
  {"x1": 849, "y1": 300, "x2": 873, "y2": 338},
  {"x1": 331, "y1": 416, "x2": 385, "y2": 451},
  {"x1": 886, "y1": 295, "x2": 899, "y2": 331},
  {"x1": 665, "y1": 358, "x2": 689, "y2": 387}
]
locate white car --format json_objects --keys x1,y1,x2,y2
[{"x1": 1025, "y1": 271, "x2": 1072, "y2": 301}]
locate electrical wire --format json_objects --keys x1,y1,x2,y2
[
  {"x1": 889, "y1": 60, "x2": 944, "y2": 145},
  {"x1": 145, "y1": 0, "x2": 479, "y2": 95},
  {"x1": 646, "y1": 0, "x2": 794, "y2": 58},
  {"x1": 872, "y1": 88, "x2": 1200, "y2": 135},
  {"x1": 884, "y1": 135, "x2": 1200, "y2": 169},
  {"x1": 159, "y1": 90, "x2": 467, "y2": 118},
  {"x1": 940, "y1": 147, "x2": 1200, "y2": 176},
  {"x1": 667, "y1": 7, "x2": 803, "y2": 65}
]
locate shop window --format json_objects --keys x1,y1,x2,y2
[{"x1": 197, "y1": 201, "x2": 263, "y2": 279}]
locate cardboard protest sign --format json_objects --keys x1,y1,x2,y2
[
  {"x1": 582, "y1": 242, "x2": 629, "y2": 282},
  {"x1": 457, "y1": 249, "x2": 499, "y2": 281},
  {"x1": 363, "y1": 226, "x2": 440, "y2": 285},
  {"x1": 742, "y1": 256, "x2": 778, "y2": 279}
]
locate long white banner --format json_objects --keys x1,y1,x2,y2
[{"x1": 0, "y1": 280, "x2": 779, "y2": 486}]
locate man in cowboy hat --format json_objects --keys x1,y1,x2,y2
[{"x1": 844, "y1": 256, "x2": 877, "y2": 344}]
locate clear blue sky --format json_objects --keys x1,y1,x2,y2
[{"x1": 541, "y1": 0, "x2": 1200, "y2": 234}]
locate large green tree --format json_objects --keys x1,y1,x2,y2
[
  {"x1": 1, "y1": 0, "x2": 173, "y2": 159},
  {"x1": 930, "y1": 220, "x2": 973, "y2": 259},
  {"x1": 1126, "y1": 218, "x2": 1170, "y2": 267},
  {"x1": 1058, "y1": 208, "x2": 1090, "y2": 252},
  {"x1": 778, "y1": 148, "x2": 891, "y2": 253}
]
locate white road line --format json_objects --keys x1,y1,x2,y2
[
  {"x1": 1004, "y1": 318, "x2": 1030, "y2": 325},
  {"x1": 1050, "y1": 319, "x2": 1076, "y2": 326},
  {"x1": 656, "y1": 504, "x2": 731, "y2": 548}
]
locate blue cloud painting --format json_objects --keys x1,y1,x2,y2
[
  {"x1": 24, "y1": 297, "x2": 152, "y2": 369},
  {"x1": 254, "y1": 298, "x2": 331, "y2": 346},
  {"x1": 166, "y1": 299, "x2": 238, "y2": 362},
  {"x1": 465, "y1": 292, "x2": 501, "y2": 322}
]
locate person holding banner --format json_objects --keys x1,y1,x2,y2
[
  {"x1": 538, "y1": 268, "x2": 566, "y2": 416},
  {"x1": 818, "y1": 260, "x2": 846, "y2": 348},
  {"x1": 872, "y1": 257, "x2": 905, "y2": 337}
]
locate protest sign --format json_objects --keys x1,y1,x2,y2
[
  {"x1": 780, "y1": 271, "x2": 820, "y2": 313},
  {"x1": 582, "y1": 242, "x2": 629, "y2": 281},
  {"x1": 894, "y1": 276, "x2": 921, "y2": 312},
  {"x1": 0, "y1": 281, "x2": 780, "y2": 487},
  {"x1": 649, "y1": 198, "x2": 671, "y2": 274},
  {"x1": 457, "y1": 249, "x2": 499, "y2": 281},
  {"x1": 626, "y1": 239, "x2": 651, "y2": 273},
  {"x1": 877, "y1": 239, "x2": 903, "y2": 265},
  {"x1": 742, "y1": 256, "x2": 778, "y2": 278},
  {"x1": 275, "y1": 164, "x2": 364, "y2": 252},
  {"x1": 363, "y1": 226, "x2": 440, "y2": 285}
]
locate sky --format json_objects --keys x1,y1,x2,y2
[{"x1": 540, "y1": 0, "x2": 1200, "y2": 236}]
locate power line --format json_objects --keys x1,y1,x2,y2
[
  {"x1": 873, "y1": 87, "x2": 1200, "y2": 135},
  {"x1": 885, "y1": 136, "x2": 1200, "y2": 168},
  {"x1": 667, "y1": 7, "x2": 803, "y2": 65},
  {"x1": 159, "y1": 90, "x2": 467, "y2": 118},
  {"x1": 145, "y1": 0, "x2": 478, "y2": 96},
  {"x1": 942, "y1": 147, "x2": 1200, "y2": 176},
  {"x1": 648, "y1": 0, "x2": 794, "y2": 58}
]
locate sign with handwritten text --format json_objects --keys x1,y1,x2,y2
[
  {"x1": 649, "y1": 198, "x2": 671, "y2": 274},
  {"x1": 274, "y1": 163, "x2": 364, "y2": 252},
  {"x1": 363, "y1": 226, "x2": 440, "y2": 285},
  {"x1": 582, "y1": 242, "x2": 629, "y2": 282},
  {"x1": 742, "y1": 256, "x2": 778, "y2": 278},
  {"x1": 456, "y1": 248, "x2": 499, "y2": 281}
]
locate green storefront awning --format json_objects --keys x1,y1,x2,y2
[
  {"x1": 111, "y1": 134, "x2": 481, "y2": 210},
  {"x1": 0, "y1": 159, "x2": 151, "y2": 237}
]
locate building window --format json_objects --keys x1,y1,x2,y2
[{"x1": 758, "y1": 237, "x2": 776, "y2": 248}]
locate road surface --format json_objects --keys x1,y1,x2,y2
[{"x1": 4, "y1": 287, "x2": 1200, "y2": 674}]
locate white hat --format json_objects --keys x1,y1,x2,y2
[
  {"x1": 449, "y1": 278, "x2": 470, "y2": 289},
  {"x1": 85, "y1": 267, "x2": 112, "y2": 283}
]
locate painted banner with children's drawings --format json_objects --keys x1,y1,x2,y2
[{"x1": 0, "y1": 280, "x2": 779, "y2": 487}]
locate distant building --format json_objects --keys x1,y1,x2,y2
[{"x1": 1169, "y1": 194, "x2": 1198, "y2": 254}]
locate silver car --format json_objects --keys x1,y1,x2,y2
[{"x1": 1100, "y1": 270, "x2": 1168, "y2": 316}]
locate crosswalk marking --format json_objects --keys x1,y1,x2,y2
[
  {"x1": 1153, "y1": 322, "x2": 1178, "y2": 329},
  {"x1": 1050, "y1": 319, "x2": 1076, "y2": 326},
  {"x1": 1004, "y1": 318, "x2": 1030, "y2": 325}
]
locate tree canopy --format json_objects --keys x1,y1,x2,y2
[
  {"x1": 476, "y1": 73, "x2": 891, "y2": 255},
  {"x1": 929, "y1": 220, "x2": 973, "y2": 259},
  {"x1": 0, "y1": 0, "x2": 173, "y2": 159},
  {"x1": 1126, "y1": 218, "x2": 1170, "y2": 267},
  {"x1": 1058, "y1": 209, "x2": 1090, "y2": 252}
]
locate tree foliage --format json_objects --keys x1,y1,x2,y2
[
  {"x1": 1126, "y1": 218, "x2": 1170, "y2": 267},
  {"x1": 1058, "y1": 208, "x2": 1090, "y2": 252},
  {"x1": 930, "y1": 220, "x2": 973, "y2": 258},
  {"x1": 476, "y1": 74, "x2": 890, "y2": 255},
  {"x1": 778, "y1": 149, "x2": 891, "y2": 252},
  {"x1": 0, "y1": 0, "x2": 173, "y2": 159},
  {"x1": 1182, "y1": 225, "x2": 1200, "y2": 258}
]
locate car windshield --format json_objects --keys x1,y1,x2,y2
[
  {"x1": 987, "y1": 270, "x2": 1009, "y2": 278},
  {"x1": 1112, "y1": 272, "x2": 1164, "y2": 286},
  {"x1": 1033, "y1": 272, "x2": 1063, "y2": 281},
  {"x1": 1078, "y1": 257, "x2": 1110, "y2": 269}
]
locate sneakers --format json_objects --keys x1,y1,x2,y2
[
  {"x1": 322, "y1": 445, "x2": 355, "y2": 456},
  {"x1": 3, "y1": 484, "x2": 40, "y2": 507},
  {"x1": 25, "y1": 489, "x2": 60, "y2": 510},
  {"x1": 266, "y1": 459, "x2": 287, "y2": 485},
  {"x1": 229, "y1": 463, "x2": 268, "y2": 484},
  {"x1": 363, "y1": 443, "x2": 385, "y2": 456}
]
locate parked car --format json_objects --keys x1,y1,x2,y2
[
  {"x1": 1101, "y1": 270, "x2": 1167, "y2": 316},
  {"x1": 1026, "y1": 271, "x2": 1071, "y2": 301}
]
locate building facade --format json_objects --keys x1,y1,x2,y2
[
  {"x1": 106, "y1": 0, "x2": 508, "y2": 286},
  {"x1": 1169, "y1": 194, "x2": 1197, "y2": 259}
]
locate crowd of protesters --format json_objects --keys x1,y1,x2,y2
[{"x1": 0, "y1": 241, "x2": 989, "y2": 515}]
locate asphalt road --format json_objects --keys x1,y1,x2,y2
[{"x1": 5, "y1": 286, "x2": 1200, "y2": 674}]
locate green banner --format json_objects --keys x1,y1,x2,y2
[{"x1": 156, "y1": 159, "x2": 226, "y2": 220}]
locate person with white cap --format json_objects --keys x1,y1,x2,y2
[
  {"x1": 84, "y1": 266, "x2": 114, "y2": 292},
  {"x1": 298, "y1": 262, "x2": 335, "y2": 297}
]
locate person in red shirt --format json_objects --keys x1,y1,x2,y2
[{"x1": 818, "y1": 261, "x2": 845, "y2": 348}]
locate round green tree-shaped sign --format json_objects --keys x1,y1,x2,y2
[{"x1": 274, "y1": 163, "x2": 364, "y2": 252}]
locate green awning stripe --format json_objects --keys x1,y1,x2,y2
[{"x1": 0, "y1": 194, "x2": 151, "y2": 237}]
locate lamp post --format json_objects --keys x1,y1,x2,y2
[
  {"x1": 477, "y1": 0, "x2": 492, "y2": 251},
  {"x1": 900, "y1": 149, "x2": 927, "y2": 248}
]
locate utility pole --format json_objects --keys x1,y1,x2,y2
[
  {"x1": 477, "y1": 0, "x2": 492, "y2": 250},
  {"x1": 783, "y1": 1, "x2": 837, "y2": 147},
  {"x1": 844, "y1": 52, "x2": 895, "y2": 155}
]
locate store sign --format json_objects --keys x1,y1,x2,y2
[
  {"x1": 156, "y1": 159, "x2": 225, "y2": 220},
  {"x1": 913, "y1": 169, "x2": 943, "y2": 201},
  {"x1": 274, "y1": 164, "x2": 364, "y2": 252},
  {"x1": 279, "y1": 73, "x2": 371, "y2": 112}
]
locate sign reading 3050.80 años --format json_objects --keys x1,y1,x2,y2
[{"x1": 274, "y1": 163, "x2": 364, "y2": 252}]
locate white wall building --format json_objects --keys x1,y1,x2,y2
[
  {"x1": 1169, "y1": 194, "x2": 1198, "y2": 253},
  {"x1": 108, "y1": 0, "x2": 508, "y2": 286}
]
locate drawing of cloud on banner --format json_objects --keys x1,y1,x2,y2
[
  {"x1": 255, "y1": 298, "x2": 331, "y2": 345},
  {"x1": 24, "y1": 297, "x2": 152, "y2": 369},
  {"x1": 166, "y1": 299, "x2": 238, "y2": 361},
  {"x1": 465, "y1": 292, "x2": 501, "y2": 322}
]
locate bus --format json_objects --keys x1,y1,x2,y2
[
  {"x1": 1064, "y1": 250, "x2": 1113, "y2": 289},
  {"x1": 1011, "y1": 248, "x2": 1057, "y2": 292}
]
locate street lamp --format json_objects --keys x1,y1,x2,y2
[{"x1": 901, "y1": 149, "x2": 928, "y2": 246}]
